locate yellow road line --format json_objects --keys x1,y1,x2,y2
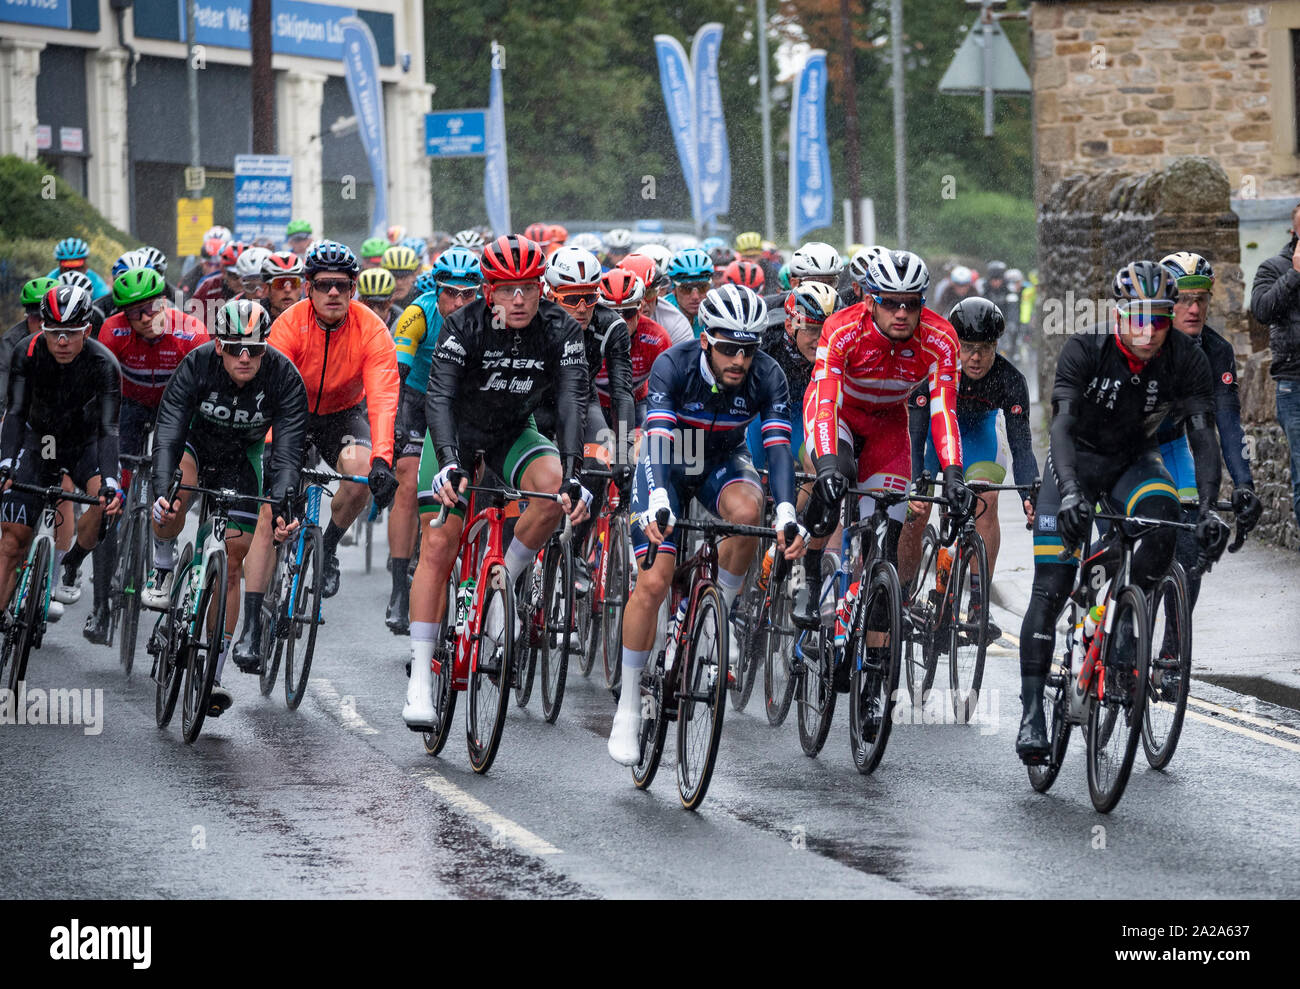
[
  {"x1": 1184, "y1": 709, "x2": 1300, "y2": 753},
  {"x1": 1186, "y1": 696, "x2": 1300, "y2": 740}
]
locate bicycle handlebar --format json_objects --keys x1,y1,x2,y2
[
  {"x1": 2, "y1": 481, "x2": 102, "y2": 508},
  {"x1": 640, "y1": 510, "x2": 799, "y2": 571}
]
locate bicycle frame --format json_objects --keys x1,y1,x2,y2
[{"x1": 443, "y1": 490, "x2": 510, "y2": 692}]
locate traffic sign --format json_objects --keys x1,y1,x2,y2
[
  {"x1": 424, "y1": 109, "x2": 487, "y2": 158},
  {"x1": 176, "y1": 197, "x2": 214, "y2": 257},
  {"x1": 185, "y1": 166, "x2": 206, "y2": 192}
]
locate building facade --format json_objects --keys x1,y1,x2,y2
[{"x1": 0, "y1": 0, "x2": 433, "y2": 256}]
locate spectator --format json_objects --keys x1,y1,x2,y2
[{"x1": 1249, "y1": 200, "x2": 1300, "y2": 535}]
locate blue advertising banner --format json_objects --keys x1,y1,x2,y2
[
  {"x1": 179, "y1": 0, "x2": 355, "y2": 60},
  {"x1": 425, "y1": 109, "x2": 487, "y2": 158},
  {"x1": 340, "y1": 16, "x2": 388, "y2": 237},
  {"x1": 653, "y1": 33, "x2": 698, "y2": 227},
  {"x1": 0, "y1": 0, "x2": 71, "y2": 29},
  {"x1": 789, "y1": 50, "x2": 833, "y2": 243},
  {"x1": 691, "y1": 23, "x2": 729, "y2": 226},
  {"x1": 484, "y1": 42, "x2": 511, "y2": 237},
  {"x1": 233, "y1": 154, "x2": 293, "y2": 243}
]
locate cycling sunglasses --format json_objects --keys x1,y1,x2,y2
[
  {"x1": 42, "y1": 324, "x2": 89, "y2": 340},
  {"x1": 704, "y1": 333, "x2": 758, "y2": 358},
  {"x1": 123, "y1": 299, "x2": 165, "y2": 320},
  {"x1": 871, "y1": 294, "x2": 925, "y2": 312},
  {"x1": 673, "y1": 280, "x2": 711, "y2": 296},
  {"x1": 311, "y1": 277, "x2": 354, "y2": 295},
  {"x1": 1120, "y1": 310, "x2": 1172, "y2": 329},
  {"x1": 269, "y1": 276, "x2": 303, "y2": 291},
  {"x1": 614, "y1": 306, "x2": 640, "y2": 322},
  {"x1": 437, "y1": 282, "x2": 480, "y2": 302},
  {"x1": 555, "y1": 290, "x2": 600, "y2": 308},
  {"x1": 218, "y1": 339, "x2": 267, "y2": 358}
]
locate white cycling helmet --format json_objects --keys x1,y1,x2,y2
[
  {"x1": 867, "y1": 250, "x2": 930, "y2": 295},
  {"x1": 450, "y1": 229, "x2": 486, "y2": 253},
  {"x1": 544, "y1": 246, "x2": 603, "y2": 289},
  {"x1": 1005, "y1": 267, "x2": 1025, "y2": 287},
  {"x1": 849, "y1": 245, "x2": 889, "y2": 287},
  {"x1": 790, "y1": 241, "x2": 844, "y2": 279},
  {"x1": 699, "y1": 283, "x2": 767, "y2": 342},
  {"x1": 569, "y1": 232, "x2": 604, "y2": 256},
  {"x1": 235, "y1": 247, "x2": 273, "y2": 281},
  {"x1": 949, "y1": 264, "x2": 974, "y2": 287},
  {"x1": 203, "y1": 225, "x2": 233, "y2": 243},
  {"x1": 635, "y1": 244, "x2": 674, "y2": 281},
  {"x1": 605, "y1": 228, "x2": 633, "y2": 250}
]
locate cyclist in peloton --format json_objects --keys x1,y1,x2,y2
[
  {"x1": 386, "y1": 246, "x2": 483, "y2": 636},
  {"x1": 231, "y1": 242, "x2": 401, "y2": 668},
  {"x1": 603, "y1": 228, "x2": 634, "y2": 270},
  {"x1": 762, "y1": 241, "x2": 843, "y2": 330},
  {"x1": 83, "y1": 266, "x2": 209, "y2": 643},
  {"x1": 2, "y1": 278, "x2": 57, "y2": 415},
  {"x1": 383, "y1": 246, "x2": 422, "y2": 310},
  {"x1": 91, "y1": 248, "x2": 173, "y2": 329},
  {"x1": 620, "y1": 251, "x2": 692, "y2": 345},
  {"x1": 1016, "y1": 260, "x2": 1230, "y2": 764},
  {"x1": 594, "y1": 268, "x2": 672, "y2": 428},
  {"x1": 284, "y1": 219, "x2": 314, "y2": 259},
  {"x1": 898, "y1": 297, "x2": 1039, "y2": 644},
  {"x1": 48, "y1": 238, "x2": 110, "y2": 299},
  {"x1": 661, "y1": 247, "x2": 715, "y2": 338},
  {"x1": 360, "y1": 237, "x2": 390, "y2": 269},
  {"x1": 0, "y1": 286, "x2": 123, "y2": 623},
  {"x1": 358, "y1": 268, "x2": 398, "y2": 331},
  {"x1": 796, "y1": 250, "x2": 972, "y2": 635},
  {"x1": 148, "y1": 300, "x2": 306, "y2": 713},
  {"x1": 607, "y1": 283, "x2": 807, "y2": 765},
  {"x1": 261, "y1": 251, "x2": 306, "y2": 321},
  {"x1": 403, "y1": 234, "x2": 592, "y2": 729}
]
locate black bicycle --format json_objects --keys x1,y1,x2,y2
[{"x1": 108, "y1": 449, "x2": 154, "y2": 675}]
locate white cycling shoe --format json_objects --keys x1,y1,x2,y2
[
  {"x1": 142, "y1": 568, "x2": 174, "y2": 611},
  {"x1": 54, "y1": 565, "x2": 82, "y2": 605},
  {"x1": 608, "y1": 705, "x2": 642, "y2": 766},
  {"x1": 403, "y1": 656, "x2": 437, "y2": 729}
]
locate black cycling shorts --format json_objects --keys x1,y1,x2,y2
[
  {"x1": 396, "y1": 386, "x2": 426, "y2": 461},
  {"x1": 185, "y1": 437, "x2": 264, "y2": 535},
  {"x1": 0, "y1": 430, "x2": 101, "y2": 528},
  {"x1": 305, "y1": 402, "x2": 371, "y2": 469}
]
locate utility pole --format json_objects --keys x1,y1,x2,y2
[
  {"x1": 186, "y1": 0, "x2": 201, "y2": 198},
  {"x1": 890, "y1": 0, "x2": 907, "y2": 248},
  {"x1": 757, "y1": 0, "x2": 776, "y2": 243},
  {"x1": 838, "y1": 0, "x2": 862, "y2": 247},
  {"x1": 251, "y1": 0, "x2": 274, "y2": 153}
]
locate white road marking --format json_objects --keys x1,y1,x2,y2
[
  {"x1": 1184, "y1": 709, "x2": 1300, "y2": 753},
  {"x1": 1186, "y1": 696, "x2": 1300, "y2": 740},
  {"x1": 413, "y1": 770, "x2": 561, "y2": 856},
  {"x1": 312, "y1": 678, "x2": 380, "y2": 735}
]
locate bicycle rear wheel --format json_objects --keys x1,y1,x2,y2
[
  {"x1": 258, "y1": 544, "x2": 288, "y2": 697},
  {"x1": 1142, "y1": 563, "x2": 1191, "y2": 770},
  {"x1": 601, "y1": 515, "x2": 630, "y2": 690},
  {"x1": 727, "y1": 554, "x2": 765, "y2": 713},
  {"x1": 758, "y1": 583, "x2": 796, "y2": 727},
  {"x1": 576, "y1": 527, "x2": 598, "y2": 677},
  {"x1": 8, "y1": 540, "x2": 51, "y2": 691},
  {"x1": 466, "y1": 565, "x2": 514, "y2": 774},
  {"x1": 849, "y1": 562, "x2": 903, "y2": 775},
  {"x1": 540, "y1": 538, "x2": 573, "y2": 724},
  {"x1": 632, "y1": 657, "x2": 669, "y2": 790},
  {"x1": 903, "y1": 525, "x2": 941, "y2": 705},
  {"x1": 422, "y1": 579, "x2": 459, "y2": 757},
  {"x1": 1086, "y1": 586, "x2": 1150, "y2": 813},
  {"x1": 797, "y1": 628, "x2": 837, "y2": 757},
  {"x1": 949, "y1": 531, "x2": 989, "y2": 723},
  {"x1": 513, "y1": 565, "x2": 539, "y2": 709},
  {"x1": 118, "y1": 507, "x2": 150, "y2": 675},
  {"x1": 677, "y1": 585, "x2": 728, "y2": 810},
  {"x1": 181, "y1": 552, "x2": 228, "y2": 744},
  {"x1": 1028, "y1": 658, "x2": 1073, "y2": 793},
  {"x1": 284, "y1": 526, "x2": 323, "y2": 710},
  {"x1": 154, "y1": 543, "x2": 192, "y2": 729}
]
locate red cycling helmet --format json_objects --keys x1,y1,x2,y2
[
  {"x1": 722, "y1": 259, "x2": 766, "y2": 293},
  {"x1": 219, "y1": 241, "x2": 248, "y2": 269},
  {"x1": 546, "y1": 224, "x2": 569, "y2": 246},
  {"x1": 598, "y1": 268, "x2": 645, "y2": 309},
  {"x1": 481, "y1": 235, "x2": 546, "y2": 285},
  {"x1": 202, "y1": 236, "x2": 229, "y2": 261},
  {"x1": 618, "y1": 253, "x2": 661, "y2": 293},
  {"x1": 524, "y1": 223, "x2": 549, "y2": 243}
]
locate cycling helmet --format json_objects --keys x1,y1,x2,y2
[
  {"x1": 789, "y1": 241, "x2": 844, "y2": 279},
  {"x1": 618, "y1": 254, "x2": 662, "y2": 293},
  {"x1": 699, "y1": 284, "x2": 766, "y2": 342},
  {"x1": 480, "y1": 234, "x2": 547, "y2": 285},
  {"x1": 546, "y1": 224, "x2": 569, "y2": 246},
  {"x1": 112, "y1": 249, "x2": 150, "y2": 280},
  {"x1": 545, "y1": 246, "x2": 603, "y2": 289},
  {"x1": 360, "y1": 236, "x2": 389, "y2": 260},
  {"x1": 113, "y1": 267, "x2": 167, "y2": 308},
  {"x1": 1112, "y1": 259, "x2": 1178, "y2": 304},
  {"x1": 722, "y1": 259, "x2": 766, "y2": 292},
  {"x1": 984, "y1": 260, "x2": 1008, "y2": 281},
  {"x1": 450, "y1": 229, "x2": 486, "y2": 253},
  {"x1": 734, "y1": 231, "x2": 763, "y2": 255},
  {"x1": 431, "y1": 245, "x2": 483, "y2": 287},
  {"x1": 304, "y1": 241, "x2": 361, "y2": 278},
  {"x1": 849, "y1": 245, "x2": 887, "y2": 288},
  {"x1": 21, "y1": 276, "x2": 58, "y2": 309},
  {"x1": 382, "y1": 245, "x2": 420, "y2": 273},
  {"x1": 524, "y1": 222, "x2": 549, "y2": 243},
  {"x1": 219, "y1": 241, "x2": 248, "y2": 269},
  {"x1": 54, "y1": 237, "x2": 90, "y2": 262},
  {"x1": 949, "y1": 265, "x2": 974, "y2": 287},
  {"x1": 57, "y1": 270, "x2": 93, "y2": 295},
  {"x1": 204, "y1": 225, "x2": 233, "y2": 242},
  {"x1": 214, "y1": 298, "x2": 272, "y2": 344},
  {"x1": 867, "y1": 250, "x2": 930, "y2": 295},
  {"x1": 136, "y1": 246, "x2": 168, "y2": 276},
  {"x1": 41, "y1": 284, "x2": 94, "y2": 328},
  {"x1": 1005, "y1": 267, "x2": 1025, "y2": 287},
  {"x1": 599, "y1": 268, "x2": 645, "y2": 309},
  {"x1": 777, "y1": 264, "x2": 791, "y2": 291},
  {"x1": 262, "y1": 250, "x2": 305, "y2": 278},
  {"x1": 636, "y1": 244, "x2": 674, "y2": 281},
  {"x1": 699, "y1": 236, "x2": 727, "y2": 255},
  {"x1": 357, "y1": 268, "x2": 396, "y2": 299},
  {"x1": 666, "y1": 247, "x2": 714, "y2": 283},
  {"x1": 1160, "y1": 251, "x2": 1214, "y2": 290},
  {"x1": 605, "y1": 228, "x2": 634, "y2": 251},
  {"x1": 570, "y1": 232, "x2": 604, "y2": 256},
  {"x1": 784, "y1": 281, "x2": 840, "y2": 325},
  {"x1": 414, "y1": 270, "x2": 438, "y2": 295},
  {"x1": 201, "y1": 236, "x2": 228, "y2": 261},
  {"x1": 401, "y1": 236, "x2": 428, "y2": 259},
  {"x1": 948, "y1": 297, "x2": 1005, "y2": 342},
  {"x1": 235, "y1": 247, "x2": 272, "y2": 281},
  {"x1": 386, "y1": 225, "x2": 405, "y2": 245},
  {"x1": 285, "y1": 219, "x2": 313, "y2": 238}
]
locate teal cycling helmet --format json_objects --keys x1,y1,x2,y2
[
  {"x1": 54, "y1": 237, "x2": 90, "y2": 262},
  {"x1": 666, "y1": 246, "x2": 714, "y2": 282},
  {"x1": 431, "y1": 245, "x2": 483, "y2": 288},
  {"x1": 777, "y1": 263, "x2": 792, "y2": 291},
  {"x1": 414, "y1": 270, "x2": 438, "y2": 295}
]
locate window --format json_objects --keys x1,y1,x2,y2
[{"x1": 1293, "y1": 30, "x2": 1300, "y2": 153}]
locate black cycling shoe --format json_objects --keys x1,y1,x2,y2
[
  {"x1": 792, "y1": 584, "x2": 821, "y2": 630},
  {"x1": 832, "y1": 657, "x2": 851, "y2": 693},
  {"x1": 82, "y1": 604, "x2": 111, "y2": 645},
  {"x1": 321, "y1": 553, "x2": 341, "y2": 598},
  {"x1": 232, "y1": 613, "x2": 264, "y2": 674},
  {"x1": 385, "y1": 585, "x2": 410, "y2": 636},
  {"x1": 208, "y1": 684, "x2": 233, "y2": 718},
  {"x1": 1015, "y1": 675, "x2": 1050, "y2": 764}
]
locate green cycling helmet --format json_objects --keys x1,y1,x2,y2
[
  {"x1": 21, "y1": 276, "x2": 58, "y2": 308},
  {"x1": 113, "y1": 267, "x2": 167, "y2": 308},
  {"x1": 286, "y1": 219, "x2": 313, "y2": 238},
  {"x1": 360, "y1": 236, "x2": 389, "y2": 260}
]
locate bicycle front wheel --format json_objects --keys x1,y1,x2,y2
[
  {"x1": 118, "y1": 507, "x2": 150, "y2": 675},
  {"x1": 797, "y1": 629, "x2": 837, "y2": 757},
  {"x1": 576, "y1": 527, "x2": 598, "y2": 678},
  {"x1": 540, "y1": 538, "x2": 573, "y2": 724},
  {"x1": 284, "y1": 526, "x2": 323, "y2": 710},
  {"x1": 601, "y1": 515, "x2": 630, "y2": 690},
  {"x1": 9, "y1": 540, "x2": 51, "y2": 691},
  {"x1": 849, "y1": 562, "x2": 903, "y2": 775},
  {"x1": 154, "y1": 542, "x2": 193, "y2": 729},
  {"x1": 677, "y1": 585, "x2": 728, "y2": 810},
  {"x1": 466, "y1": 565, "x2": 514, "y2": 774},
  {"x1": 949, "y1": 531, "x2": 989, "y2": 723},
  {"x1": 1086, "y1": 586, "x2": 1150, "y2": 813},
  {"x1": 182, "y1": 552, "x2": 228, "y2": 744},
  {"x1": 759, "y1": 584, "x2": 796, "y2": 727},
  {"x1": 422, "y1": 580, "x2": 460, "y2": 757},
  {"x1": 903, "y1": 525, "x2": 941, "y2": 705},
  {"x1": 258, "y1": 543, "x2": 288, "y2": 697},
  {"x1": 1028, "y1": 659, "x2": 1073, "y2": 793},
  {"x1": 1142, "y1": 563, "x2": 1191, "y2": 770}
]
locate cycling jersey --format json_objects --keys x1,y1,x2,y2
[
  {"x1": 393, "y1": 291, "x2": 441, "y2": 396},
  {"x1": 47, "y1": 266, "x2": 109, "y2": 298},
  {"x1": 534, "y1": 306, "x2": 634, "y2": 456},
  {"x1": 0, "y1": 319, "x2": 34, "y2": 416},
  {"x1": 190, "y1": 271, "x2": 233, "y2": 308},
  {"x1": 662, "y1": 292, "x2": 706, "y2": 337},
  {"x1": 151, "y1": 341, "x2": 308, "y2": 506},
  {"x1": 98, "y1": 308, "x2": 209, "y2": 408},
  {"x1": 655, "y1": 298, "x2": 694, "y2": 344},
  {"x1": 426, "y1": 297, "x2": 589, "y2": 477},
  {"x1": 0, "y1": 334, "x2": 121, "y2": 485},
  {"x1": 268, "y1": 298, "x2": 400, "y2": 467},
  {"x1": 643, "y1": 339, "x2": 795, "y2": 507},
  {"x1": 596, "y1": 313, "x2": 671, "y2": 407},
  {"x1": 807, "y1": 301, "x2": 962, "y2": 471},
  {"x1": 909, "y1": 353, "x2": 1038, "y2": 487},
  {"x1": 747, "y1": 323, "x2": 814, "y2": 468}
]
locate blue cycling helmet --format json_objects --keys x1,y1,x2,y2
[
  {"x1": 431, "y1": 245, "x2": 483, "y2": 287},
  {"x1": 112, "y1": 249, "x2": 151, "y2": 280},
  {"x1": 666, "y1": 246, "x2": 714, "y2": 283},
  {"x1": 304, "y1": 240, "x2": 360, "y2": 278},
  {"x1": 54, "y1": 237, "x2": 90, "y2": 262},
  {"x1": 414, "y1": 270, "x2": 438, "y2": 295},
  {"x1": 699, "y1": 236, "x2": 727, "y2": 255},
  {"x1": 401, "y1": 235, "x2": 427, "y2": 259}
]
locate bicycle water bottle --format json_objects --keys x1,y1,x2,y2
[
  {"x1": 758, "y1": 545, "x2": 775, "y2": 594},
  {"x1": 935, "y1": 547, "x2": 953, "y2": 595},
  {"x1": 456, "y1": 579, "x2": 475, "y2": 635},
  {"x1": 664, "y1": 599, "x2": 687, "y2": 672},
  {"x1": 1083, "y1": 603, "x2": 1105, "y2": 639},
  {"x1": 834, "y1": 580, "x2": 861, "y2": 647}
]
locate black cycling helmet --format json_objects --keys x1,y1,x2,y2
[
  {"x1": 41, "y1": 284, "x2": 94, "y2": 328},
  {"x1": 984, "y1": 260, "x2": 1008, "y2": 281},
  {"x1": 304, "y1": 240, "x2": 360, "y2": 278},
  {"x1": 948, "y1": 297, "x2": 1005, "y2": 343}
]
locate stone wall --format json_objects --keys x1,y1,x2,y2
[
  {"x1": 1031, "y1": 1, "x2": 1300, "y2": 203},
  {"x1": 1237, "y1": 352, "x2": 1300, "y2": 548}
]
